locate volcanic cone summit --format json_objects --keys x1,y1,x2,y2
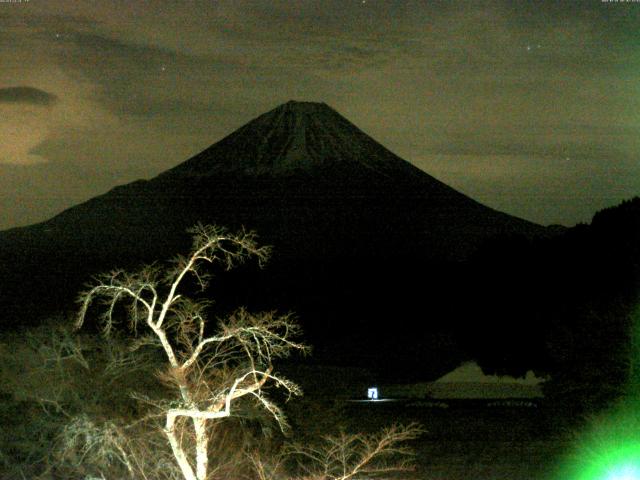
[{"x1": 162, "y1": 100, "x2": 423, "y2": 179}]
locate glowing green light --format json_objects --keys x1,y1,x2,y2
[
  {"x1": 553, "y1": 407, "x2": 640, "y2": 480},
  {"x1": 604, "y1": 464, "x2": 640, "y2": 480},
  {"x1": 554, "y1": 308, "x2": 640, "y2": 480},
  {"x1": 564, "y1": 440, "x2": 640, "y2": 480}
]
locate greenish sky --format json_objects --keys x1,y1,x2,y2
[{"x1": 1, "y1": 0, "x2": 639, "y2": 229}]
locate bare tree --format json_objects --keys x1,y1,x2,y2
[
  {"x1": 76, "y1": 224, "x2": 309, "y2": 480},
  {"x1": 249, "y1": 423, "x2": 424, "y2": 480},
  {"x1": 287, "y1": 423, "x2": 423, "y2": 480},
  {"x1": 0, "y1": 323, "x2": 165, "y2": 479}
]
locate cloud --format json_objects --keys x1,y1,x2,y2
[
  {"x1": 0, "y1": 87, "x2": 59, "y2": 164},
  {"x1": 0, "y1": 86, "x2": 58, "y2": 106},
  {"x1": 410, "y1": 151, "x2": 640, "y2": 227},
  {"x1": 0, "y1": 1, "x2": 637, "y2": 227},
  {"x1": 0, "y1": 58, "x2": 119, "y2": 166},
  {"x1": 0, "y1": 105, "x2": 50, "y2": 165}
]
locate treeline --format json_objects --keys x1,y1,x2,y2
[{"x1": 459, "y1": 196, "x2": 640, "y2": 414}]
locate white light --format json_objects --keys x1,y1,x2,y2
[
  {"x1": 367, "y1": 387, "x2": 378, "y2": 400},
  {"x1": 605, "y1": 464, "x2": 640, "y2": 480}
]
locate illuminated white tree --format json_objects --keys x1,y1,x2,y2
[
  {"x1": 76, "y1": 224, "x2": 308, "y2": 480},
  {"x1": 249, "y1": 423, "x2": 424, "y2": 480}
]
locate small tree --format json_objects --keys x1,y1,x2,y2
[
  {"x1": 249, "y1": 423, "x2": 424, "y2": 480},
  {"x1": 76, "y1": 224, "x2": 308, "y2": 480}
]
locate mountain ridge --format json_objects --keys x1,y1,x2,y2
[
  {"x1": 0, "y1": 101, "x2": 555, "y2": 357},
  {"x1": 1, "y1": 101, "x2": 636, "y2": 392},
  {"x1": 3, "y1": 100, "x2": 549, "y2": 258}
]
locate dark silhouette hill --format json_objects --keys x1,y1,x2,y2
[
  {"x1": 456, "y1": 196, "x2": 640, "y2": 414},
  {"x1": 0, "y1": 101, "x2": 557, "y2": 377}
]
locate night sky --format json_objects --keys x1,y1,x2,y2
[{"x1": 1, "y1": 0, "x2": 638, "y2": 230}]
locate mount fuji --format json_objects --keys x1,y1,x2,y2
[{"x1": 0, "y1": 101, "x2": 555, "y2": 372}]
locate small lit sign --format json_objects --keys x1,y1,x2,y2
[{"x1": 367, "y1": 387, "x2": 378, "y2": 400}]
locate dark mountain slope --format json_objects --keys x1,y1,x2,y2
[
  {"x1": 0, "y1": 101, "x2": 548, "y2": 263},
  {"x1": 0, "y1": 101, "x2": 555, "y2": 375}
]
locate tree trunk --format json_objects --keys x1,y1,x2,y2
[
  {"x1": 165, "y1": 413, "x2": 198, "y2": 480},
  {"x1": 194, "y1": 417, "x2": 209, "y2": 480}
]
